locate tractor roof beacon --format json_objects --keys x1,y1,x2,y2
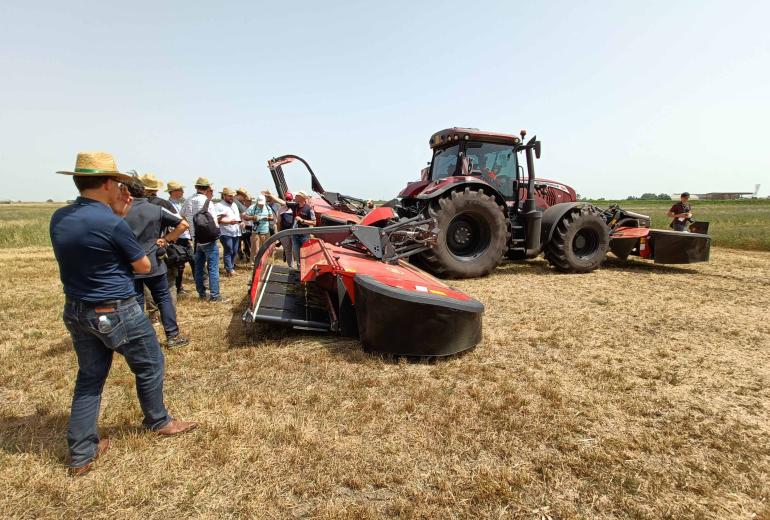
[{"x1": 395, "y1": 127, "x2": 610, "y2": 279}]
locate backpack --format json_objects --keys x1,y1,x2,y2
[
  {"x1": 193, "y1": 199, "x2": 220, "y2": 244},
  {"x1": 164, "y1": 242, "x2": 192, "y2": 267}
]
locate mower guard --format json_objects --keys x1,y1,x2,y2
[
  {"x1": 244, "y1": 225, "x2": 483, "y2": 357},
  {"x1": 610, "y1": 227, "x2": 711, "y2": 264}
]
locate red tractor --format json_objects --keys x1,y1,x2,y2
[{"x1": 395, "y1": 127, "x2": 614, "y2": 278}]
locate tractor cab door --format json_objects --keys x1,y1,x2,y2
[{"x1": 462, "y1": 141, "x2": 518, "y2": 199}]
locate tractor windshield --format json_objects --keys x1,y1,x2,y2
[
  {"x1": 431, "y1": 144, "x2": 460, "y2": 180},
  {"x1": 464, "y1": 141, "x2": 517, "y2": 198}
]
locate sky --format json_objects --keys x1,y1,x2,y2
[{"x1": 0, "y1": 0, "x2": 768, "y2": 201}]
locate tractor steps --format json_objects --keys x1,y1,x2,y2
[{"x1": 251, "y1": 265, "x2": 331, "y2": 331}]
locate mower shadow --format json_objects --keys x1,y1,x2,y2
[
  {"x1": 601, "y1": 257, "x2": 699, "y2": 274},
  {"x1": 226, "y1": 289, "x2": 470, "y2": 365}
]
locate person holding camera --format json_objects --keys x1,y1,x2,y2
[
  {"x1": 668, "y1": 192, "x2": 693, "y2": 232},
  {"x1": 124, "y1": 179, "x2": 190, "y2": 348}
]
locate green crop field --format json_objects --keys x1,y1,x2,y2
[{"x1": 586, "y1": 199, "x2": 770, "y2": 251}]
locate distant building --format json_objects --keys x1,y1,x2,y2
[{"x1": 695, "y1": 192, "x2": 753, "y2": 200}]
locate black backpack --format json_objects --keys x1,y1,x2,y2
[{"x1": 193, "y1": 199, "x2": 220, "y2": 243}]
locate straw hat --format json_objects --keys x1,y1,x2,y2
[
  {"x1": 194, "y1": 177, "x2": 212, "y2": 188},
  {"x1": 56, "y1": 151, "x2": 135, "y2": 182},
  {"x1": 236, "y1": 187, "x2": 249, "y2": 196},
  {"x1": 295, "y1": 190, "x2": 310, "y2": 200},
  {"x1": 166, "y1": 181, "x2": 185, "y2": 193},
  {"x1": 140, "y1": 173, "x2": 164, "y2": 191},
  {"x1": 220, "y1": 187, "x2": 236, "y2": 196}
]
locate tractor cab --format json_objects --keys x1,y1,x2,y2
[{"x1": 428, "y1": 129, "x2": 521, "y2": 199}]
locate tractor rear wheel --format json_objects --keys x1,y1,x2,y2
[
  {"x1": 544, "y1": 208, "x2": 610, "y2": 273},
  {"x1": 420, "y1": 188, "x2": 508, "y2": 279}
]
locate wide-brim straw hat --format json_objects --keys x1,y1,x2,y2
[
  {"x1": 140, "y1": 173, "x2": 164, "y2": 191},
  {"x1": 236, "y1": 186, "x2": 249, "y2": 196},
  {"x1": 166, "y1": 181, "x2": 185, "y2": 192},
  {"x1": 194, "y1": 177, "x2": 212, "y2": 188},
  {"x1": 294, "y1": 190, "x2": 310, "y2": 200},
  {"x1": 220, "y1": 187, "x2": 236, "y2": 197},
  {"x1": 56, "y1": 151, "x2": 136, "y2": 182}
]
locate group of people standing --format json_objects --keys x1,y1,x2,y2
[{"x1": 49, "y1": 150, "x2": 318, "y2": 476}]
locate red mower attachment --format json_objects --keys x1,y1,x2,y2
[{"x1": 243, "y1": 214, "x2": 484, "y2": 357}]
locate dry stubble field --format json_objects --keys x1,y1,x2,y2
[{"x1": 1, "y1": 225, "x2": 769, "y2": 519}]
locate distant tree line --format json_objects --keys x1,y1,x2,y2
[{"x1": 626, "y1": 193, "x2": 672, "y2": 201}]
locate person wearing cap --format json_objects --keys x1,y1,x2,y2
[
  {"x1": 216, "y1": 187, "x2": 242, "y2": 277},
  {"x1": 667, "y1": 192, "x2": 693, "y2": 232},
  {"x1": 124, "y1": 179, "x2": 190, "y2": 348},
  {"x1": 167, "y1": 180, "x2": 193, "y2": 296},
  {"x1": 181, "y1": 178, "x2": 223, "y2": 302},
  {"x1": 264, "y1": 190, "x2": 296, "y2": 267},
  {"x1": 234, "y1": 188, "x2": 251, "y2": 262},
  {"x1": 244, "y1": 194, "x2": 273, "y2": 264},
  {"x1": 51, "y1": 152, "x2": 198, "y2": 476}
]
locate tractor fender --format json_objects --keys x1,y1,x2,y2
[
  {"x1": 541, "y1": 202, "x2": 601, "y2": 245},
  {"x1": 415, "y1": 178, "x2": 507, "y2": 208}
]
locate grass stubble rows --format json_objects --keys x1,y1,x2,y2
[{"x1": 0, "y1": 211, "x2": 768, "y2": 518}]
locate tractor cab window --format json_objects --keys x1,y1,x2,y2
[
  {"x1": 430, "y1": 144, "x2": 460, "y2": 180},
  {"x1": 464, "y1": 142, "x2": 517, "y2": 198}
]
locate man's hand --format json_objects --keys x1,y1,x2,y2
[
  {"x1": 111, "y1": 188, "x2": 133, "y2": 217},
  {"x1": 157, "y1": 238, "x2": 168, "y2": 248}
]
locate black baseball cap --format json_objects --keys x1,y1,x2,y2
[{"x1": 681, "y1": 192, "x2": 690, "y2": 197}]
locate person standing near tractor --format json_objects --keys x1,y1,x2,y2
[
  {"x1": 244, "y1": 194, "x2": 273, "y2": 264},
  {"x1": 51, "y1": 152, "x2": 198, "y2": 476},
  {"x1": 216, "y1": 187, "x2": 242, "y2": 277},
  {"x1": 182, "y1": 178, "x2": 224, "y2": 302},
  {"x1": 668, "y1": 192, "x2": 693, "y2": 232}
]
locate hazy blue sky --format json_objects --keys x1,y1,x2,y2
[{"x1": 1, "y1": 0, "x2": 768, "y2": 200}]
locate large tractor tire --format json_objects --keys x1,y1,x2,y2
[
  {"x1": 544, "y1": 208, "x2": 610, "y2": 273},
  {"x1": 420, "y1": 188, "x2": 509, "y2": 279}
]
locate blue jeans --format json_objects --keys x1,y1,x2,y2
[
  {"x1": 220, "y1": 235, "x2": 239, "y2": 272},
  {"x1": 194, "y1": 241, "x2": 220, "y2": 299},
  {"x1": 291, "y1": 234, "x2": 309, "y2": 268},
  {"x1": 134, "y1": 273, "x2": 179, "y2": 339},
  {"x1": 62, "y1": 299, "x2": 171, "y2": 468}
]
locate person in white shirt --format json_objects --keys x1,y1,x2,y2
[
  {"x1": 181, "y1": 177, "x2": 224, "y2": 302},
  {"x1": 216, "y1": 187, "x2": 242, "y2": 277}
]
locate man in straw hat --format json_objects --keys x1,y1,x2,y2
[
  {"x1": 124, "y1": 178, "x2": 190, "y2": 349},
  {"x1": 234, "y1": 187, "x2": 251, "y2": 262},
  {"x1": 166, "y1": 180, "x2": 193, "y2": 296},
  {"x1": 216, "y1": 187, "x2": 242, "y2": 277},
  {"x1": 140, "y1": 173, "x2": 176, "y2": 214},
  {"x1": 181, "y1": 177, "x2": 225, "y2": 302},
  {"x1": 51, "y1": 152, "x2": 198, "y2": 476}
]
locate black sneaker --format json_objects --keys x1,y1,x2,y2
[
  {"x1": 208, "y1": 297, "x2": 231, "y2": 304},
  {"x1": 166, "y1": 335, "x2": 190, "y2": 348}
]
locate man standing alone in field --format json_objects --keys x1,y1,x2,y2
[
  {"x1": 51, "y1": 152, "x2": 197, "y2": 476},
  {"x1": 668, "y1": 192, "x2": 693, "y2": 232}
]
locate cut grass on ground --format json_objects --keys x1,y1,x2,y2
[{"x1": 1, "y1": 244, "x2": 769, "y2": 519}]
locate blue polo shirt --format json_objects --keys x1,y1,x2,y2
[{"x1": 50, "y1": 197, "x2": 147, "y2": 302}]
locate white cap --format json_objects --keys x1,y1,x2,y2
[{"x1": 257, "y1": 194, "x2": 266, "y2": 204}]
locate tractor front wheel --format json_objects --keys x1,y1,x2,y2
[
  {"x1": 420, "y1": 188, "x2": 508, "y2": 279},
  {"x1": 544, "y1": 208, "x2": 610, "y2": 273}
]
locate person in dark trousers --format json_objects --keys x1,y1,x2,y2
[
  {"x1": 264, "y1": 190, "x2": 315, "y2": 268},
  {"x1": 166, "y1": 180, "x2": 192, "y2": 296},
  {"x1": 51, "y1": 152, "x2": 197, "y2": 476},
  {"x1": 124, "y1": 179, "x2": 190, "y2": 348},
  {"x1": 234, "y1": 187, "x2": 250, "y2": 262},
  {"x1": 667, "y1": 192, "x2": 693, "y2": 232}
]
